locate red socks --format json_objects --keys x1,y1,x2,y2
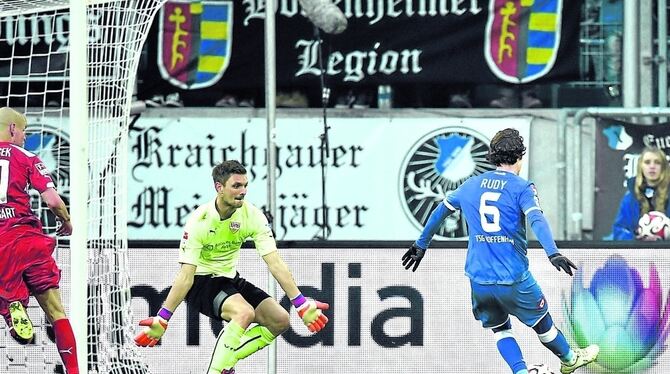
[{"x1": 52, "y1": 318, "x2": 79, "y2": 374}]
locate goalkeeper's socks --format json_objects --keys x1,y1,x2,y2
[
  {"x1": 537, "y1": 325, "x2": 574, "y2": 363},
  {"x1": 53, "y1": 318, "x2": 79, "y2": 374},
  {"x1": 494, "y1": 331, "x2": 527, "y2": 374},
  {"x1": 207, "y1": 320, "x2": 245, "y2": 374},
  {"x1": 235, "y1": 325, "x2": 276, "y2": 360}
]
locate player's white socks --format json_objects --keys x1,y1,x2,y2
[
  {"x1": 207, "y1": 321, "x2": 245, "y2": 374},
  {"x1": 494, "y1": 330, "x2": 527, "y2": 374},
  {"x1": 537, "y1": 325, "x2": 574, "y2": 363}
]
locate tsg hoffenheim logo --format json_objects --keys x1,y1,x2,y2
[
  {"x1": 24, "y1": 124, "x2": 70, "y2": 232},
  {"x1": 399, "y1": 127, "x2": 495, "y2": 239}
]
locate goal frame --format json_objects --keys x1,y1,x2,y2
[{"x1": 69, "y1": 1, "x2": 89, "y2": 373}]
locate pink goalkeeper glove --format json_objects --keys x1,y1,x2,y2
[
  {"x1": 292, "y1": 294, "x2": 329, "y2": 333},
  {"x1": 134, "y1": 308, "x2": 171, "y2": 347}
]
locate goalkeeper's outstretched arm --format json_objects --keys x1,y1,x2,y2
[
  {"x1": 262, "y1": 251, "x2": 330, "y2": 333},
  {"x1": 162, "y1": 263, "x2": 197, "y2": 312},
  {"x1": 135, "y1": 263, "x2": 196, "y2": 347},
  {"x1": 263, "y1": 251, "x2": 300, "y2": 299}
]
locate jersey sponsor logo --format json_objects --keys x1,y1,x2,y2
[
  {"x1": 34, "y1": 162, "x2": 50, "y2": 176},
  {"x1": 485, "y1": 0, "x2": 563, "y2": 83},
  {"x1": 399, "y1": 127, "x2": 495, "y2": 239},
  {"x1": 229, "y1": 221, "x2": 240, "y2": 233},
  {"x1": 58, "y1": 347, "x2": 73, "y2": 355},
  {"x1": 158, "y1": 0, "x2": 234, "y2": 89},
  {"x1": 475, "y1": 234, "x2": 514, "y2": 244}
]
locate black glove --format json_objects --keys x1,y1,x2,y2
[
  {"x1": 402, "y1": 244, "x2": 425, "y2": 272},
  {"x1": 549, "y1": 253, "x2": 577, "y2": 276}
]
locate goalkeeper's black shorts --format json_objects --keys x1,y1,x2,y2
[{"x1": 185, "y1": 272, "x2": 271, "y2": 320}]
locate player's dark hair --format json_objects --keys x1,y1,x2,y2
[
  {"x1": 212, "y1": 160, "x2": 247, "y2": 186},
  {"x1": 486, "y1": 128, "x2": 526, "y2": 166}
]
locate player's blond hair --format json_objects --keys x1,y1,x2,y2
[
  {"x1": 0, "y1": 107, "x2": 28, "y2": 139},
  {"x1": 634, "y1": 147, "x2": 670, "y2": 215}
]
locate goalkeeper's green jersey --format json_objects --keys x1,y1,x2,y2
[{"x1": 178, "y1": 199, "x2": 276, "y2": 277}]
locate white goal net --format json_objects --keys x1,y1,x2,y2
[{"x1": 0, "y1": 1, "x2": 165, "y2": 373}]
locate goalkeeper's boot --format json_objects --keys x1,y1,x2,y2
[
  {"x1": 560, "y1": 345, "x2": 599, "y2": 374},
  {"x1": 298, "y1": 0, "x2": 347, "y2": 34},
  {"x1": 8, "y1": 301, "x2": 34, "y2": 344}
]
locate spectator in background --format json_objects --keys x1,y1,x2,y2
[
  {"x1": 600, "y1": 0, "x2": 623, "y2": 85},
  {"x1": 611, "y1": 147, "x2": 670, "y2": 240},
  {"x1": 589, "y1": 0, "x2": 622, "y2": 101},
  {"x1": 490, "y1": 86, "x2": 542, "y2": 109}
]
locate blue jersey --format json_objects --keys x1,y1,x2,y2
[{"x1": 445, "y1": 170, "x2": 542, "y2": 285}]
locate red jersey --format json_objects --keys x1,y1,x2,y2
[{"x1": 0, "y1": 141, "x2": 55, "y2": 233}]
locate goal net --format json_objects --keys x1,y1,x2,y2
[{"x1": 0, "y1": 1, "x2": 165, "y2": 373}]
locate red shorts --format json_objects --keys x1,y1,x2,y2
[{"x1": 0, "y1": 226, "x2": 60, "y2": 317}]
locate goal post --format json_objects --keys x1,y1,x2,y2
[
  {"x1": 0, "y1": 1, "x2": 166, "y2": 373},
  {"x1": 69, "y1": 2, "x2": 88, "y2": 374}
]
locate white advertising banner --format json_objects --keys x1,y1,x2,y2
[
  {"x1": 129, "y1": 247, "x2": 670, "y2": 374},
  {"x1": 3, "y1": 247, "x2": 668, "y2": 373},
  {"x1": 127, "y1": 117, "x2": 531, "y2": 240}
]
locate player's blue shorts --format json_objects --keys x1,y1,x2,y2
[{"x1": 470, "y1": 273, "x2": 548, "y2": 329}]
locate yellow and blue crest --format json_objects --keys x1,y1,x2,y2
[
  {"x1": 158, "y1": 0, "x2": 233, "y2": 89},
  {"x1": 484, "y1": 0, "x2": 562, "y2": 83}
]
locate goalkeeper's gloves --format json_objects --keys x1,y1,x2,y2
[
  {"x1": 291, "y1": 294, "x2": 329, "y2": 333},
  {"x1": 549, "y1": 253, "x2": 577, "y2": 276},
  {"x1": 402, "y1": 244, "x2": 425, "y2": 272},
  {"x1": 134, "y1": 307, "x2": 172, "y2": 347}
]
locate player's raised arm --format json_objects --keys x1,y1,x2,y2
[
  {"x1": 403, "y1": 200, "x2": 456, "y2": 272},
  {"x1": 135, "y1": 263, "x2": 196, "y2": 347}
]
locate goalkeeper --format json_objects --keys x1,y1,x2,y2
[{"x1": 135, "y1": 160, "x2": 329, "y2": 374}]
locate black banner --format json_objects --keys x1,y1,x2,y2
[
  {"x1": 137, "y1": 0, "x2": 582, "y2": 103},
  {"x1": 594, "y1": 119, "x2": 670, "y2": 240},
  {"x1": 1, "y1": 1, "x2": 582, "y2": 104}
]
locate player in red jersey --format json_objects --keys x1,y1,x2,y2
[{"x1": 0, "y1": 107, "x2": 79, "y2": 374}]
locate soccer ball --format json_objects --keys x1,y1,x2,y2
[
  {"x1": 528, "y1": 363, "x2": 555, "y2": 374},
  {"x1": 637, "y1": 211, "x2": 670, "y2": 240}
]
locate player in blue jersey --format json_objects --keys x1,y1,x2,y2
[{"x1": 402, "y1": 128, "x2": 599, "y2": 374}]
